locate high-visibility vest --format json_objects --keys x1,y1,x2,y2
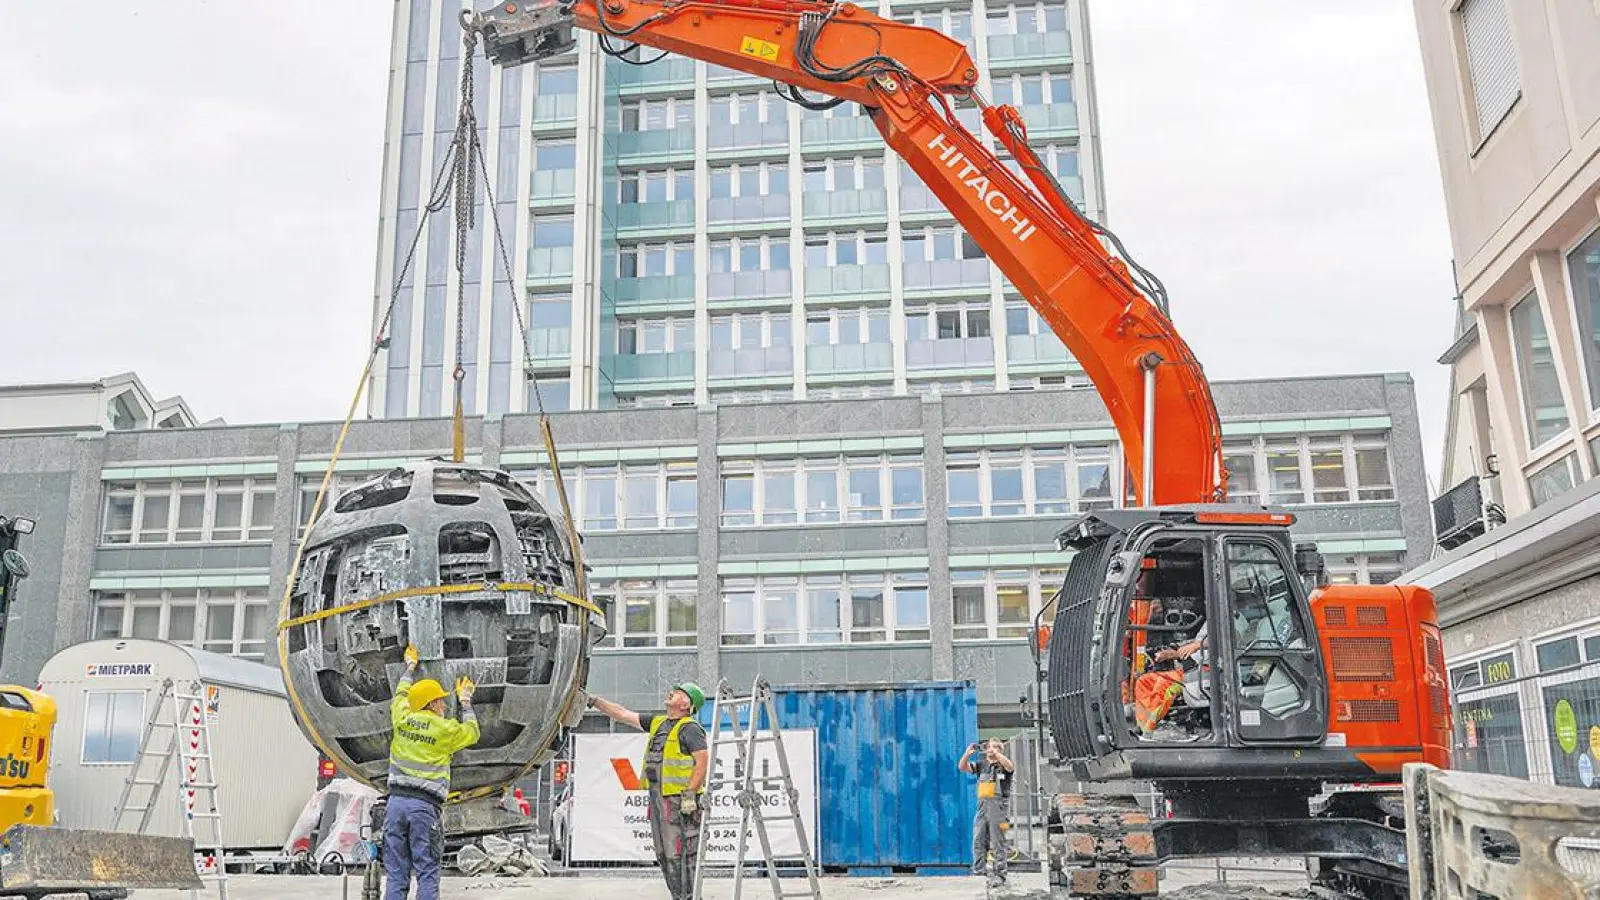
[
  {"x1": 1133, "y1": 670, "x2": 1186, "y2": 734},
  {"x1": 387, "y1": 676, "x2": 482, "y2": 803},
  {"x1": 642, "y1": 716, "x2": 701, "y2": 796}
]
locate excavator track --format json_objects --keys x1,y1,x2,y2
[{"x1": 1046, "y1": 792, "x2": 1160, "y2": 898}]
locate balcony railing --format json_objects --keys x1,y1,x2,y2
[
  {"x1": 906, "y1": 337, "x2": 994, "y2": 370},
  {"x1": 530, "y1": 169, "x2": 577, "y2": 204},
  {"x1": 1006, "y1": 333, "x2": 1069, "y2": 365},
  {"x1": 802, "y1": 264, "x2": 892, "y2": 299},
  {"x1": 709, "y1": 346, "x2": 794, "y2": 377},
  {"x1": 708, "y1": 122, "x2": 790, "y2": 152},
  {"x1": 806, "y1": 342, "x2": 893, "y2": 375},
  {"x1": 611, "y1": 274, "x2": 695, "y2": 306},
  {"x1": 799, "y1": 116, "x2": 879, "y2": 150},
  {"x1": 611, "y1": 57, "x2": 695, "y2": 92},
  {"x1": 1015, "y1": 102, "x2": 1078, "y2": 136},
  {"x1": 528, "y1": 246, "x2": 575, "y2": 283},
  {"x1": 900, "y1": 184, "x2": 950, "y2": 215},
  {"x1": 708, "y1": 193, "x2": 790, "y2": 225},
  {"x1": 801, "y1": 188, "x2": 888, "y2": 223},
  {"x1": 707, "y1": 64, "x2": 764, "y2": 86},
  {"x1": 986, "y1": 31, "x2": 1073, "y2": 67},
  {"x1": 526, "y1": 327, "x2": 571, "y2": 361},
  {"x1": 615, "y1": 199, "x2": 695, "y2": 232},
  {"x1": 709, "y1": 268, "x2": 792, "y2": 301},
  {"x1": 615, "y1": 128, "x2": 696, "y2": 163},
  {"x1": 611, "y1": 351, "x2": 696, "y2": 383},
  {"x1": 903, "y1": 258, "x2": 990, "y2": 292},
  {"x1": 532, "y1": 93, "x2": 579, "y2": 126}
]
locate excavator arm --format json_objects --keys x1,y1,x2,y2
[{"x1": 473, "y1": 0, "x2": 1224, "y2": 504}]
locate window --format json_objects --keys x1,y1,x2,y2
[
  {"x1": 535, "y1": 65, "x2": 578, "y2": 96},
  {"x1": 591, "y1": 578, "x2": 698, "y2": 648},
  {"x1": 535, "y1": 139, "x2": 577, "y2": 171},
  {"x1": 1458, "y1": 0, "x2": 1520, "y2": 141},
  {"x1": 1223, "y1": 445, "x2": 1259, "y2": 504},
  {"x1": 945, "y1": 446, "x2": 1119, "y2": 518},
  {"x1": 707, "y1": 311, "x2": 791, "y2": 350},
  {"x1": 906, "y1": 303, "x2": 991, "y2": 341},
  {"x1": 510, "y1": 463, "x2": 697, "y2": 530},
  {"x1": 952, "y1": 567, "x2": 1065, "y2": 641},
  {"x1": 709, "y1": 236, "x2": 790, "y2": 273},
  {"x1": 1448, "y1": 649, "x2": 1529, "y2": 779},
  {"x1": 1509, "y1": 293, "x2": 1569, "y2": 446},
  {"x1": 102, "y1": 478, "x2": 278, "y2": 546},
  {"x1": 619, "y1": 168, "x2": 693, "y2": 204},
  {"x1": 620, "y1": 97, "x2": 692, "y2": 132},
  {"x1": 1528, "y1": 453, "x2": 1577, "y2": 508},
  {"x1": 707, "y1": 162, "x2": 788, "y2": 197},
  {"x1": 617, "y1": 316, "x2": 694, "y2": 355},
  {"x1": 1569, "y1": 228, "x2": 1600, "y2": 413},
  {"x1": 804, "y1": 231, "x2": 889, "y2": 267},
  {"x1": 903, "y1": 226, "x2": 984, "y2": 262},
  {"x1": 990, "y1": 71, "x2": 1072, "y2": 108},
  {"x1": 722, "y1": 455, "x2": 924, "y2": 526},
  {"x1": 619, "y1": 241, "x2": 693, "y2": 278},
  {"x1": 721, "y1": 573, "x2": 921, "y2": 645},
  {"x1": 1308, "y1": 440, "x2": 1347, "y2": 503},
  {"x1": 82, "y1": 691, "x2": 144, "y2": 765},
  {"x1": 1537, "y1": 636, "x2": 1582, "y2": 673},
  {"x1": 92, "y1": 589, "x2": 269, "y2": 659},
  {"x1": 531, "y1": 214, "x2": 574, "y2": 249}
]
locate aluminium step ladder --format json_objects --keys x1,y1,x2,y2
[
  {"x1": 110, "y1": 678, "x2": 230, "y2": 900},
  {"x1": 692, "y1": 675, "x2": 824, "y2": 900}
]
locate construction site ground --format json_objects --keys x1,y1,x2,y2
[{"x1": 125, "y1": 859, "x2": 1312, "y2": 899}]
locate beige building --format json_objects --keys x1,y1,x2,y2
[{"x1": 1408, "y1": 1, "x2": 1600, "y2": 789}]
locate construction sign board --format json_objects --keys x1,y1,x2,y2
[{"x1": 568, "y1": 729, "x2": 818, "y2": 864}]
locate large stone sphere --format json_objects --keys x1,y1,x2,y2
[{"x1": 277, "y1": 460, "x2": 595, "y2": 800}]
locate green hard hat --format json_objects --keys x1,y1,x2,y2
[{"x1": 673, "y1": 682, "x2": 706, "y2": 712}]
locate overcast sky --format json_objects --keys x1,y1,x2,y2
[{"x1": 0, "y1": 2, "x2": 1455, "y2": 489}]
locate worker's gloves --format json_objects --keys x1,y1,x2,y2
[
  {"x1": 679, "y1": 795, "x2": 699, "y2": 817},
  {"x1": 455, "y1": 675, "x2": 476, "y2": 706}
]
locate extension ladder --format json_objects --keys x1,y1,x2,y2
[
  {"x1": 693, "y1": 676, "x2": 824, "y2": 900},
  {"x1": 110, "y1": 678, "x2": 230, "y2": 900}
]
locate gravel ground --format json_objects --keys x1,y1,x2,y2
[{"x1": 126, "y1": 860, "x2": 1314, "y2": 899}]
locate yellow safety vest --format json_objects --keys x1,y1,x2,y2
[
  {"x1": 642, "y1": 716, "x2": 701, "y2": 796},
  {"x1": 387, "y1": 676, "x2": 481, "y2": 803}
]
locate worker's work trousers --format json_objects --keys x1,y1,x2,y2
[
  {"x1": 1134, "y1": 670, "x2": 1186, "y2": 733},
  {"x1": 383, "y1": 794, "x2": 443, "y2": 900},
  {"x1": 648, "y1": 789, "x2": 702, "y2": 900},
  {"x1": 972, "y1": 797, "x2": 1011, "y2": 879}
]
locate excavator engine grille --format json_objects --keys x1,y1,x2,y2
[
  {"x1": 1338, "y1": 699, "x2": 1401, "y2": 722},
  {"x1": 1329, "y1": 637, "x2": 1396, "y2": 682}
]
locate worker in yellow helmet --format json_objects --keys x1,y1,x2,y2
[
  {"x1": 384, "y1": 647, "x2": 480, "y2": 900},
  {"x1": 589, "y1": 683, "x2": 708, "y2": 900}
]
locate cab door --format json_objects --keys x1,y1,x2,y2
[{"x1": 1218, "y1": 538, "x2": 1327, "y2": 744}]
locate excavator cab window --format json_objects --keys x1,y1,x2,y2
[
  {"x1": 1122, "y1": 536, "x2": 1214, "y2": 744},
  {"x1": 0, "y1": 691, "x2": 33, "y2": 712},
  {"x1": 1223, "y1": 540, "x2": 1326, "y2": 743}
]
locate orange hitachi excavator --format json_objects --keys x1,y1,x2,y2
[{"x1": 469, "y1": 4, "x2": 1451, "y2": 897}]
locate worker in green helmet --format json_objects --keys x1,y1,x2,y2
[{"x1": 589, "y1": 682, "x2": 709, "y2": 900}]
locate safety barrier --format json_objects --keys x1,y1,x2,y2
[{"x1": 1404, "y1": 762, "x2": 1600, "y2": 899}]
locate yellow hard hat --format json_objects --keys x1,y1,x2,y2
[{"x1": 410, "y1": 679, "x2": 449, "y2": 712}]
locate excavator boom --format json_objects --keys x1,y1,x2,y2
[{"x1": 472, "y1": 0, "x2": 1225, "y2": 505}]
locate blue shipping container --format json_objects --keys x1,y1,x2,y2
[{"x1": 700, "y1": 680, "x2": 978, "y2": 871}]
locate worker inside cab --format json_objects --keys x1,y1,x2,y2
[{"x1": 1125, "y1": 539, "x2": 1212, "y2": 742}]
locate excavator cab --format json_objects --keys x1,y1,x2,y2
[{"x1": 1043, "y1": 505, "x2": 1444, "y2": 785}]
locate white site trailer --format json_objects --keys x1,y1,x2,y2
[{"x1": 37, "y1": 638, "x2": 319, "y2": 851}]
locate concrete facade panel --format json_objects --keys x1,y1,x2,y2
[
  {"x1": 718, "y1": 524, "x2": 928, "y2": 560},
  {"x1": 104, "y1": 425, "x2": 282, "y2": 464},
  {"x1": 1442, "y1": 572, "x2": 1600, "y2": 662},
  {"x1": 0, "y1": 472, "x2": 73, "y2": 682},
  {"x1": 91, "y1": 545, "x2": 275, "y2": 573},
  {"x1": 589, "y1": 649, "x2": 699, "y2": 711},
  {"x1": 584, "y1": 532, "x2": 699, "y2": 563},
  {"x1": 948, "y1": 519, "x2": 1065, "y2": 553},
  {"x1": 953, "y1": 644, "x2": 1037, "y2": 707},
  {"x1": 716, "y1": 399, "x2": 924, "y2": 441}
]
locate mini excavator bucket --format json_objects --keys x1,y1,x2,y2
[
  {"x1": 0, "y1": 826, "x2": 203, "y2": 893},
  {"x1": 473, "y1": 1, "x2": 577, "y2": 67}
]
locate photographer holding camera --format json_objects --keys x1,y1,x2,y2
[{"x1": 957, "y1": 738, "x2": 1015, "y2": 886}]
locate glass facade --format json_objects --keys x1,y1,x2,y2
[{"x1": 371, "y1": 0, "x2": 1093, "y2": 417}]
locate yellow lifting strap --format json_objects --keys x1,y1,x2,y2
[{"x1": 277, "y1": 579, "x2": 602, "y2": 632}]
